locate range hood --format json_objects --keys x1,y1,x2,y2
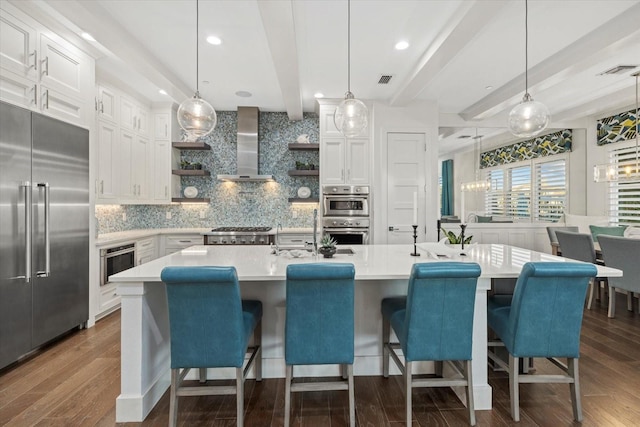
[{"x1": 217, "y1": 106, "x2": 275, "y2": 182}]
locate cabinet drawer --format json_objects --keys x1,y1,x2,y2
[
  {"x1": 164, "y1": 235, "x2": 203, "y2": 248},
  {"x1": 136, "y1": 236, "x2": 156, "y2": 250},
  {"x1": 99, "y1": 283, "x2": 120, "y2": 312},
  {"x1": 277, "y1": 233, "x2": 313, "y2": 245}
]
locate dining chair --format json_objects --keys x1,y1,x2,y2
[
  {"x1": 487, "y1": 262, "x2": 597, "y2": 422},
  {"x1": 597, "y1": 235, "x2": 640, "y2": 317},
  {"x1": 284, "y1": 263, "x2": 356, "y2": 426},
  {"x1": 381, "y1": 262, "x2": 482, "y2": 426},
  {"x1": 555, "y1": 230, "x2": 606, "y2": 309},
  {"x1": 546, "y1": 226, "x2": 579, "y2": 255},
  {"x1": 161, "y1": 266, "x2": 262, "y2": 427}
]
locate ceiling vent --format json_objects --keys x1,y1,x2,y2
[
  {"x1": 377, "y1": 74, "x2": 393, "y2": 84},
  {"x1": 598, "y1": 65, "x2": 638, "y2": 75}
]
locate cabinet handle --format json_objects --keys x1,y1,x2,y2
[
  {"x1": 42, "y1": 56, "x2": 49, "y2": 77},
  {"x1": 100, "y1": 180, "x2": 104, "y2": 194},
  {"x1": 138, "y1": 117, "x2": 141, "y2": 130},
  {"x1": 95, "y1": 97, "x2": 98, "y2": 111},
  {"x1": 347, "y1": 169, "x2": 351, "y2": 181},
  {"x1": 165, "y1": 124, "x2": 168, "y2": 135},
  {"x1": 341, "y1": 169, "x2": 344, "y2": 181},
  {"x1": 100, "y1": 100, "x2": 104, "y2": 113},
  {"x1": 133, "y1": 184, "x2": 136, "y2": 195},
  {"x1": 43, "y1": 90, "x2": 49, "y2": 110},
  {"x1": 165, "y1": 186, "x2": 168, "y2": 197},
  {"x1": 31, "y1": 50, "x2": 37, "y2": 71},
  {"x1": 33, "y1": 85, "x2": 38, "y2": 105}
]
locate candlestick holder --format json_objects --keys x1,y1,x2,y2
[
  {"x1": 410, "y1": 225, "x2": 420, "y2": 256},
  {"x1": 460, "y1": 223, "x2": 467, "y2": 253}
]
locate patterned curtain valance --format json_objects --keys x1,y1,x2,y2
[
  {"x1": 479, "y1": 129, "x2": 572, "y2": 169},
  {"x1": 597, "y1": 108, "x2": 638, "y2": 146}
]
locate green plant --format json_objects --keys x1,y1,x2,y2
[
  {"x1": 441, "y1": 227, "x2": 473, "y2": 244},
  {"x1": 320, "y1": 234, "x2": 337, "y2": 248}
]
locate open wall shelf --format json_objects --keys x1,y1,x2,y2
[
  {"x1": 172, "y1": 169, "x2": 211, "y2": 176},
  {"x1": 288, "y1": 170, "x2": 319, "y2": 176},
  {"x1": 288, "y1": 143, "x2": 319, "y2": 151},
  {"x1": 172, "y1": 142, "x2": 211, "y2": 150}
]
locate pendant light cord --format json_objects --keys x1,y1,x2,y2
[
  {"x1": 524, "y1": 0, "x2": 529, "y2": 94},
  {"x1": 347, "y1": 0, "x2": 351, "y2": 93},
  {"x1": 196, "y1": 0, "x2": 199, "y2": 94}
]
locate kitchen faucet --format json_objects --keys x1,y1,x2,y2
[{"x1": 273, "y1": 223, "x2": 283, "y2": 255}]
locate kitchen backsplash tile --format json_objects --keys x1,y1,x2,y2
[{"x1": 96, "y1": 111, "x2": 320, "y2": 234}]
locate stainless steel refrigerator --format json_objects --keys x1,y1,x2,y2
[{"x1": 1, "y1": 101, "x2": 89, "y2": 369}]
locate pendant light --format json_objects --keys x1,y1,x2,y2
[
  {"x1": 460, "y1": 130, "x2": 491, "y2": 192},
  {"x1": 177, "y1": 0, "x2": 217, "y2": 140},
  {"x1": 334, "y1": 0, "x2": 368, "y2": 138},
  {"x1": 508, "y1": 0, "x2": 550, "y2": 138}
]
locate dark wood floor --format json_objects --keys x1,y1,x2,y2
[{"x1": 1, "y1": 292, "x2": 639, "y2": 426}]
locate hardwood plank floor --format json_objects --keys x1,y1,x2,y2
[{"x1": 1, "y1": 292, "x2": 638, "y2": 426}]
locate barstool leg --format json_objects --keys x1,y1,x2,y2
[
  {"x1": 509, "y1": 355, "x2": 520, "y2": 422},
  {"x1": 284, "y1": 365, "x2": 293, "y2": 427},
  {"x1": 347, "y1": 364, "x2": 355, "y2": 426},
  {"x1": 169, "y1": 369, "x2": 179, "y2": 427},
  {"x1": 382, "y1": 316, "x2": 390, "y2": 378},
  {"x1": 569, "y1": 358, "x2": 583, "y2": 422},
  {"x1": 405, "y1": 361, "x2": 412, "y2": 426},
  {"x1": 236, "y1": 367, "x2": 244, "y2": 426},
  {"x1": 465, "y1": 360, "x2": 476, "y2": 426}
]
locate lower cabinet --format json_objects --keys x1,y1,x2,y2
[{"x1": 161, "y1": 234, "x2": 204, "y2": 255}]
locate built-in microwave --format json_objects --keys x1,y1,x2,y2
[
  {"x1": 322, "y1": 185, "x2": 370, "y2": 217},
  {"x1": 99, "y1": 243, "x2": 136, "y2": 286}
]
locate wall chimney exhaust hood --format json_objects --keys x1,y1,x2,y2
[{"x1": 217, "y1": 106, "x2": 275, "y2": 182}]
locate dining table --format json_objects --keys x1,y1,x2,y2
[{"x1": 110, "y1": 243, "x2": 622, "y2": 422}]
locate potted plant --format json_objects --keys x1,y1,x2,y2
[
  {"x1": 440, "y1": 227, "x2": 473, "y2": 245},
  {"x1": 318, "y1": 234, "x2": 337, "y2": 258}
]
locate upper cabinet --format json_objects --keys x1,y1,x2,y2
[
  {"x1": 95, "y1": 82, "x2": 173, "y2": 205},
  {"x1": 0, "y1": 2, "x2": 94, "y2": 128},
  {"x1": 317, "y1": 100, "x2": 371, "y2": 186}
]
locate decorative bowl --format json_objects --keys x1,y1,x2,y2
[{"x1": 318, "y1": 247, "x2": 336, "y2": 258}]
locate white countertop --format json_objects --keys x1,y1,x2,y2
[
  {"x1": 96, "y1": 227, "x2": 314, "y2": 247},
  {"x1": 110, "y1": 243, "x2": 622, "y2": 283}
]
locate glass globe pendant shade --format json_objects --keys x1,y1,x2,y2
[
  {"x1": 508, "y1": 93, "x2": 550, "y2": 138},
  {"x1": 177, "y1": 91, "x2": 217, "y2": 139},
  {"x1": 334, "y1": 91, "x2": 368, "y2": 138}
]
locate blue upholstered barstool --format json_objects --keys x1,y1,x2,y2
[
  {"x1": 161, "y1": 266, "x2": 262, "y2": 427},
  {"x1": 381, "y1": 262, "x2": 481, "y2": 426},
  {"x1": 284, "y1": 263, "x2": 356, "y2": 426},
  {"x1": 487, "y1": 262, "x2": 597, "y2": 422}
]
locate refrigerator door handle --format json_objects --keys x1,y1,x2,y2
[
  {"x1": 36, "y1": 183, "x2": 51, "y2": 277},
  {"x1": 17, "y1": 182, "x2": 32, "y2": 282}
]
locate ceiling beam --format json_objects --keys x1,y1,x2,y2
[
  {"x1": 459, "y1": 2, "x2": 640, "y2": 121},
  {"x1": 257, "y1": 0, "x2": 303, "y2": 121},
  {"x1": 36, "y1": 0, "x2": 191, "y2": 102},
  {"x1": 390, "y1": 0, "x2": 508, "y2": 107}
]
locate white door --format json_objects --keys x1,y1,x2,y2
[{"x1": 386, "y1": 133, "x2": 426, "y2": 244}]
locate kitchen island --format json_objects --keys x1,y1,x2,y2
[{"x1": 110, "y1": 243, "x2": 621, "y2": 422}]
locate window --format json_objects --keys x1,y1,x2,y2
[
  {"x1": 608, "y1": 143, "x2": 640, "y2": 224},
  {"x1": 484, "y1": 156, "x2": 567, "y2": 222}
]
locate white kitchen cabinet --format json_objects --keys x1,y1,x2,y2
[
  {"x1": 154, "y1": 112, "x2": 170, "y2": 140},
  {"x1": 321, "y1": 137, "x2": 369, "y2": 185},
  {"x1": 96, "y1": 120, "x2": 118, "y2": 201},
  {"x1": 120, "y1": 95, "x2": 149, "y2": 136},
  {"x1": 131, "y1": 135, "x2": 151, "y2": 200},
  {"x1": 97, "y1": 84, "x2": 117, "y2": 123},
  {"x1": 162, "y1": 234, "x2": 203, "y2": 256},
  {"x1": 118, "y1": 130, "x2": 134, "y2": 199},
  {"x1": 0, "y1": 3, "x2": 92, "y2": 128},
  {"x1": 154, "y1": 140, "x2": 171, "y2": 202},
  {"x1": 136, "y1": 236, "x2": 157, "y2": 265}
]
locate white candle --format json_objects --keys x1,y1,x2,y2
[{"x1": 413, "y1": 192, "x2": 418, "y2": 225}]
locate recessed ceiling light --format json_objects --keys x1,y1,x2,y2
[
  {"x1": 314, "y1": 92, "x2": 324, "y2": 98},
  {"x1": 394, "y1": 41, "x2": 409, "y2": 50},
  {"x1": 159, "y1": 89, "x2": 168, "y2": 95},
  {"x1": 81, "y1": 32, "x2": 95, "y2": 42},
  {"x1": 485, "y1": 85, "x2": 493, "y2": 90},
  {"x1": 206, "y1": 36, "x2": 222, "y2": 45},
  {"x1": 235, "y1": 91, "x2": 252, "y2": 98}
]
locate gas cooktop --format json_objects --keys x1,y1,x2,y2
[{"x1": 210, "y1": 227, "x2": 272, "y2": 232}]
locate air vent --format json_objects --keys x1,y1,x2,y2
[
  {"x1": 377, "y1": 74, "x2": 393, "y2": 84},
  {"x1": 598, "y1": 65, "x2": 638, "y2": 75}
]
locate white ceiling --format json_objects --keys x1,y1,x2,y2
[{"x1": 24, "y1": 0, "x2": 640, "y2": 155}]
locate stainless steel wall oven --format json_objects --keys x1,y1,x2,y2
[{"x1": 322, "y1": 185, "x2": 371, "y2": 245}]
